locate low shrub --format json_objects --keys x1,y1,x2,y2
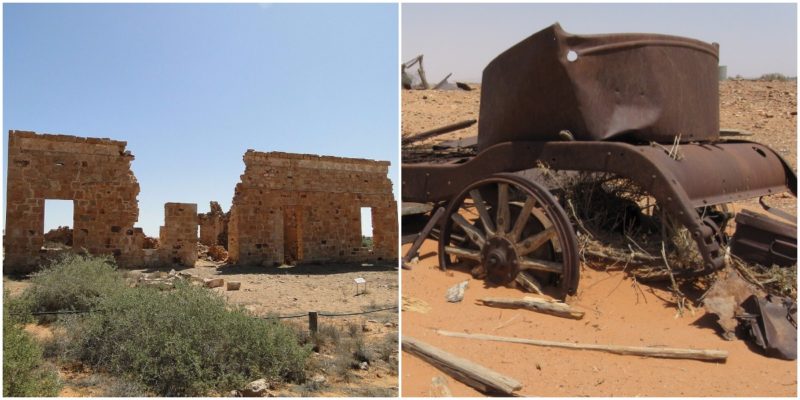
[
  {"x1": 375, "y1": 333, "x2": 398, "y2": 364},
  {"x1": 758, "y1": 72, "x2": 794, "y2": 81},
  {"x1": 3, "y1": 297, "x2": 61, "y2": 397},
  {"x1": 65, "y1": 282, "x2": 310, "y2": 396},
  {"x1": 19, "y1": 254, "x2": 126, "y2": 314},
  {"x1": 353, "y1": 337, "x2": 373, "y2": 363},
  {"x1": 5, "y1": 290, "x2": 35, "y2": 325}
]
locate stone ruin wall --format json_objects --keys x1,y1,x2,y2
[
  {"x1": 228, "y1": 151, "x2": 398, "y2": 266},
  {"x1": 4, "y1": 130, "x2": 145, "y2": 273},
  {"x1": 158, "y1": 203, "x2": 198, "y2": 267},
  {"x1": 4, "y1": 131, "x2": 398, "y2": 272},
  {"x1": 198, "y1": 201, "x2": 228, "y2": 247}
]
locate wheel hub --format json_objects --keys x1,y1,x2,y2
[{"x1": 482, "y1": 237, "x2": 519, "y2": 284}]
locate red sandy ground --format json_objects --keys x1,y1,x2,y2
[{"x1": 401, "y1": 240, "x2": 797, "y2": 396}]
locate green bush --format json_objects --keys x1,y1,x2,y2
[
  {"x1": 3, "y1": 297, "x2": 61, "y2": 397},
  {"x1": 5, "y1": 290, "x2": 35, "y2": 325},
  {"x1": 759, "y1": 73, "x2": 795, "y2": 81},
  {"x1": 20, "y1": 254, "x2": 126, "y2": 313},
  {"x1": 65, "y1": 282, "x2": 310, "y2": 396}
]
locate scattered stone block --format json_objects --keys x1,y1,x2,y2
[
  {"x1": 240, "y1": 378, "x2": 271, "y2": 397},
  {"x1": 227, "y1": 281, "x2": 241, "y2": 291},
  {"x1": 445, "y1": 280, "x2": 469, "y2": 303},
  {"x1": 204, "y1": 278, "x2": 224, "y2": 288},
  {"x1": 310, "y1": 374, "x2": 327, "y2": 385}
]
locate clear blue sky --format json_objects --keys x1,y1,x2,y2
[
  {"x1": 3, "y1": 3, "x2": 398, "y2": 237},
  {"x1": 403, "y1": 3, "x2": 797, "y2": 82}
]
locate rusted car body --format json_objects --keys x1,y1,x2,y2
[{"x1": 402, "y1": 24, "x2": 796, "y2": 297}]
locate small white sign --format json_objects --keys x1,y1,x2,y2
[{"x1": 354, "y1": 277, "x2": 366, "y2": 284}]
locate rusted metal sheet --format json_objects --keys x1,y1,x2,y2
[
  {"x1": 730, "y1": 210, "x2": 797, "y2": 267},
  {"x1": 478, "y1": 23, "x2": 719, "y2": 149},
  {"x1": 741, "y1": 295, "x2": 797, "y2": 360}
]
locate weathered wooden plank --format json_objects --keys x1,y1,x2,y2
[
  {"x1": 437, "y1": 330, "x2": 728, "y2": 362},
  {"x1": 478, "y1": 296, "x2": 584, "y2": 319},
  {"x1": 402, "y1": 336, "x2": 523, "y2": 395}
]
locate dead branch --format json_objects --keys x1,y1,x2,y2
[{"x1": 477, "y1": 296, "x2": 584, "y2": 320}]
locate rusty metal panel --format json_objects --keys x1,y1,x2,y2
[
  {"x1": 478, "y1": 23, "x2": 720, "y2": 149},
  {"x1": 634, "y1": 142, "x2": 795, "y2": 208},
  {"x1": 403, "y1": 141, "x2": 795, "y2": 207},
  {"x1": 731, "y1": 210, "x2": 797, "y2": 267}
]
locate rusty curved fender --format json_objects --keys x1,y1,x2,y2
[
  {"x1": 478, "y1": 23, "x2": 720, "y2": 148},
  {"x1": 402, "y1": 140, "x2": 796, "y2": 272}
]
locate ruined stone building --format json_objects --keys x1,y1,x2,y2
[
  {"x1": 4, "y1": 130, "x2": 398, "y2": 273},
  {"x1": 4, "y1": 131, "x2": 148, "y2": 273},
  {"x1": 198, "y1": 201, "x2": 228, "y2": 246},
  {"x1": 228, "y1": 151, "x2": 398, "y2": 265}
]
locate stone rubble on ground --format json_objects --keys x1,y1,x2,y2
[
  {"x1": 238, "y1": 378, "x2": 272, "y2": 397},
  {"x1": 204, "y1": 278, "x2": 225, "y2": 289},
  {"x1": 445, "y1": 280, "x2": 469, "y2": 303}
]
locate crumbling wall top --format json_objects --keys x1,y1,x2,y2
[
  {"x1": 9, "y1": 130, "x2": 130, "y2": 157},
  {"x1": 243, "y1": 149, "x2": 390, "y2": 169}
]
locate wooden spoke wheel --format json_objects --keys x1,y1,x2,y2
[{"x1": 439, "y1": 173, "x2": 580, "y2": 297}]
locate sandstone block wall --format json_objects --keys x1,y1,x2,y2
[
  {"x1": 4, "y1": 130, "x2": 143, "y2": 273},
  {"x1": 158, "y1": 203, "x2": 198, "y2": 267},
  {"x1": 198, "y1": 201, "x2": 228, "y2": 246},
  {"x1": 228, "y1": 151, "x2": 398, "y2": 266}
]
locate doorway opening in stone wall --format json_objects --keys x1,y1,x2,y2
[
  {"x1": 283, "y1": 206, "x2": 303, "y2": 265},
  {"x1": 42, "y1": 199, "x2": 74, "y2": 251},
  {"x1": 360, "y1": 207, "x2": 374, "y2": 251}
]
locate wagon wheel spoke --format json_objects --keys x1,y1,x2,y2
[
  {"x1": 496, "y1": 183, "x2": 510, "y2": 236},
  {"x1": 515, "y1": 226, "x2": 556, "y2": 257},
  {"x1": 519, "y1": 257, "x2": 563, "y2": 273},
  {"x1": 469, "y1": 189, "x2": 496, "y2": 236},
  {"x1": 444, "y1": 245, "x2": 482, "y2": 261},
  {"x1": 451, "y1": 213, "x2": 486, "y2": 249},
  {"x1": 510, "y1": 197, "x2": 536, "y2": 242},
  {"x1": 439, "y1": 173, "x2": 581, "y2": 299}
]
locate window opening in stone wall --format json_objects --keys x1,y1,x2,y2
[
  {"x1": 360, "y1": 207, "x2": 374, "y2": 250},
  {"x1": 43, "y1": 199, "x2": 74, "y2": 251}
]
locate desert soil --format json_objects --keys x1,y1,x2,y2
[
  {"x1": 169, "y1": 260, "x2": 398, "y2": 317},
  {"x1": 401, "y1": 80, "x2": 797, "y2": 397}
]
